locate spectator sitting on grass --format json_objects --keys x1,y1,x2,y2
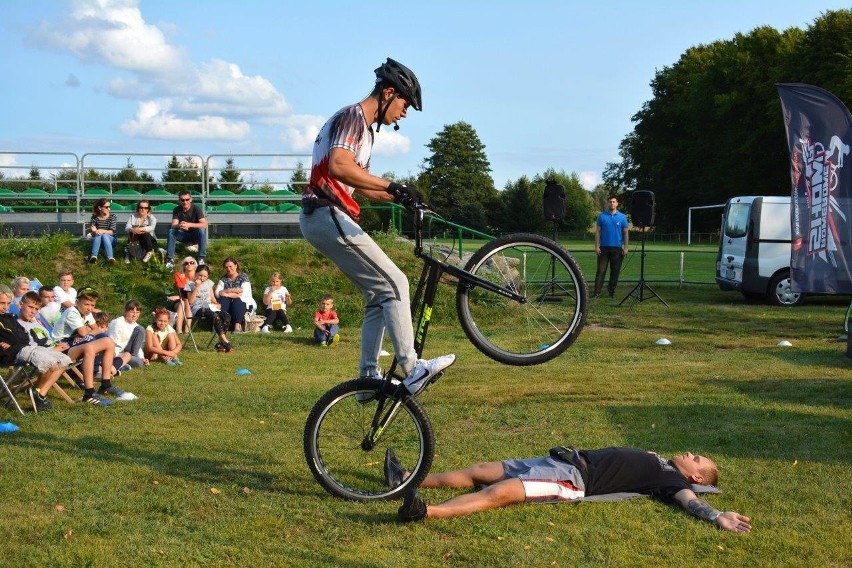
[
  {"x1": 52, "y1": 287, "x2": 135, "y2": 405},
  {"x1": 37, "y1": 286, "x2": 61, "y2": 335},
  {"x1": 145, "y1": 307, "x2": 183, "y2": 366},
  {"x1": 124, "y1": 200, "x2": 158, "y2": 264},
  {"x1": 8, "y1": 276, "x2": 31, "y2": 317},
  {"x1": 261, "y1": 271, "x2": 293, "y2": 334},
  {"x1": 53, "y1": 270, "x2": 77, "y2": 310},
  {"x1": 165, "y1": 190, "x2": 207, "y2": 270},
  {"x1": 215, "y1": 257, "x2": 252, "y2": 333},
  {"x1": 171, "y1": 256, "x2": 197, "y2": 334},
  {"x1": 313, "y1": 294, "x2": 339, "y2": 346},
  {"x1": 187, "y1": 264, "x2": 232, "y2": 353},
  {"x1": 0, "y1": 286, "x2": 73, "y2": 413},
  {"x1": 88, "y1": 198, "x2": 118, "y2": 264},
  {"x1": 108, "y1": 300, "x2": 147, "y2": 369}
]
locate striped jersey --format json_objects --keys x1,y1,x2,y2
[{"x1": 306, "y1": 104, "x2": 373, "y2": 222}]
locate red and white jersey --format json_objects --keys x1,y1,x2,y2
[{"x1": 306, "y1": 103, "x2": 373, "y2": 221}]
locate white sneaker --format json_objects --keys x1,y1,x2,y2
[
  {"x1": 402, "y1": 354, "x2": 456, "y2": 396},
  {"x1": 166, "y1": 260, "x2": 175, "y2": 270},
  {"x1": 142, "y1": 251, "x2": 153, "y2": 263},
  {"x1": 284, "y1": 324, "x2": 293, "y2": 333},
  {"x1": 124, "y1": 256, "x2": 131, "y2": 265},
  {"x1": 261, "y1": 325, "x2": 270, "y2": 334},
  {"x1": 115, "y1": 391, "x2": 138, "y2": 401},
  {"x1": 185, "y1": 244, "x2": 199, "y2": 253}
]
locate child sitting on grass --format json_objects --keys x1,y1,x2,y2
[
  {"x1": 313, "y1": 294, "x2": 340, "y2": 347},
  {"x1": 145, "y1": 307, "x2": 184, "y2": 365},
  {"x1": 261, "y1": 271, "x2": 293, "y2": 334}
]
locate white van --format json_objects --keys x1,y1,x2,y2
[{"x1": 715, "y1": 195, "x2": 805, "y2": 306}]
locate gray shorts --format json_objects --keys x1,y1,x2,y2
[
  {"x1": 17, "y1": 345, "x2": 73, "y2": 374},
  {"x1": 502, "y1": 456, "x2": 586, "y2": 503}
]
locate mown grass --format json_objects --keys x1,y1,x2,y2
[{"x1": 1, "y1": 233, "x2": 850, "y2": 567}]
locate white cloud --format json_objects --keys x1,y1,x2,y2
[
  {"x1": 279, "y1": 115, "x2": 325, "y2": 151},
  {"x1": 26, "y1": 0, "x2": 299, "y2": 143},
  {"x1": 373, "y1": 130, "x2": 411, "y2": 157},
  {"x1": 121, "y1": 100, "x2": 250, "y2": 140},
  {"x1": 30, "y1": 0, "x2": 187, "y2": 77},
  {"x1": 579, "y1": 171, "x2": 600, "y2": 190}
]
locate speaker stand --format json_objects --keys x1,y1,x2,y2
[
  {"x1": 618, "y1": 227, "x2": 669, "y2": 308},
  {"x1": 536, "y1": 220, "x2": 575, "y2": 304}
]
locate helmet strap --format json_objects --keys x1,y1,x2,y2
[{"x1": 375, "y1": 90, "x2": 398, "y2": 133}]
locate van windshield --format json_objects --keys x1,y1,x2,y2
[{"x1": 725, "y1": 203, "x2": 750, "y2": 238}]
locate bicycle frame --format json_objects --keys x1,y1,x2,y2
[{"x1": 363, "y1": 206, "x2": 527, "y2": 449}]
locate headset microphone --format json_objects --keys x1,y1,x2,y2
[{"x1": 394, "y1": 122, "x2": 400, "y2": 131}]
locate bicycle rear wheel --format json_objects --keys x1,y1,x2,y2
[
  {"x1": 456, "y1": 233, "x2": 587, "y2": 365},
  {"x1": 303, "y1": 378, "x2": 435, "y2": 501}
]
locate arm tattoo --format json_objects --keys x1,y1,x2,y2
[{"x1": 687, "y1": 498, "x2": 720, "y2": 522}]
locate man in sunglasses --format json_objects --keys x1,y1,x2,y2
[
  {"x1": 299, "y1": 58, "x2": 455, "y2": 397},
  {"x1": 166, "y1": 190, "x2": 208, "y2": 270}
]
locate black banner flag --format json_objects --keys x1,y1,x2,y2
[{"x1": 777, "y1": 83, "x2": 852, "y2": 294}]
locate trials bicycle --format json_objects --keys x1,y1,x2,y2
[{"x1": 304, "y1": 204, "x2": 588, "y2": 501}]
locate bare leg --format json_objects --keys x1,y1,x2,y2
[
  {"x1": 68, "y1": 344, "x2": 95, "y2": 388},
  {"x1": 421, "y1": 461, "x2": 507, "y2": 489},
  {"x1": 36, "y1": 364, "x2": 65, "y2": 397},
  {"x1": 426, "y1": 478, "x2": 526, "y2": 519}
]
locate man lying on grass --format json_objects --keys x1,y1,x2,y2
[{"x1": 388, "y1": 446, "x2": 751, "y2": 533}]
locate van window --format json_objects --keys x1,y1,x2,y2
[{"x1": 724, "y1": 202, "x2": 750, "y2": 238}]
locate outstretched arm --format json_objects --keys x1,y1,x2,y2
[{"x1": 673, "y1": 489, "x2": 751, "y2": 533}]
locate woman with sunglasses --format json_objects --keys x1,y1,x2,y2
[
  {"x1": 88, "y1": 198, "x2": 118, "y2": 264},
  {"x1": 125, "y1": 200, "x2": 159, "y2": 264},
  {"x1": 172, "y1": 256, "x2": 197, "y2": 333}
]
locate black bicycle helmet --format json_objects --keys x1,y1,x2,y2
[{"x1": 374, "y1": 58, "x2": 422, "y2": 111}]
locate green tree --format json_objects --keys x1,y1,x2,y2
[
  {"x1": 287, "y1": 161, "x2": 308, "y2": 193},
  {"x1": 162, "y1": 155, "x2": 202, "y2": 193},
  {"x1": 590, "y1": 183, "x2": 613, "y2": 212},
  {"x1": 217, "y1": 157, "x2": 243, "y2": 193},
  {"x1": 492, "y1": 176, "x2": 540, "y2": 233},
  {"x1": 420, "y1": 121, "x2": 497, "y2": 224},
  {"x1": 115, "y1": 158, "x2": 156, "y2": 191},
  {"x1": 603, "y1": 10, "x2": 851, "y2": 232}
]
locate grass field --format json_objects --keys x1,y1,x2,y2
[{"x1": 1, "y1": 234, "x2": 850, "y2": 567}]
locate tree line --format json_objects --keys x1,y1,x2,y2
[{"x1": 603, "y1": 9, "x2": 851, "y2": 232}]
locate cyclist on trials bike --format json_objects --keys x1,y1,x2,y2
[{"x1": 299, "y1": 57, "x2": 455, "y2": 395}]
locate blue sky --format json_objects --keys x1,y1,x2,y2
[{"x1": 1, "y1": 1, "x2": 847, "y2": 190}]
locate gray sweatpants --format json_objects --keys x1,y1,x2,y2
[{"x1": 299, "y1": 207, "x2": 417, "y2": 377}]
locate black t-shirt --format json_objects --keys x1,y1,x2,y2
[
  {"x1": 172, "y1": 203, "x2": 205, "y2": 225},
  {"x1": 0, "y1": 313, "x2": 31, "y2": 365},
  {"x1": 581, "y1": 447, "x2": 691, "y2": 500}
]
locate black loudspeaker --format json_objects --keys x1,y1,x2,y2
[
  {"x1": 543, "y1": 181, "x2": 566, "y2": 221},
  {"x1": 631, "y1": 190, "x2": 656, "y2": 227}
]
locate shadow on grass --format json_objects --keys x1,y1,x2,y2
[
  {"x1": 704, "y1": 377, "x2": 852, "y2": 410},
  {"x1": 607, "y1": 403, "x2": 851, "y2": 464},
  {"x1": 6, "y1": 431, "x2": 315, "y2": 496},
  {"x1": 764, "y1": 346, "x2": 852, "y2": 369}
]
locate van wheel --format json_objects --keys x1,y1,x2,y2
[{"x1": 767, "y1": 272, "x2": 805, "y2": 307}]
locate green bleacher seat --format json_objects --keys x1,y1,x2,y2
[
  {"x1": 245, "y1": 203, "x2": 272, "y2": 212},
  {"x1": 0, "y1": 189, "x2": 17, "y2": 198},
  {"x1": 144, "y1": 189, "x2": 174, "y2": 198},
  {"x1": 275, "y1": 203, "x2": 301, "y2": 212},
  {"x1": 213, "y1": 202, "x2": 244, "y2": 212},
  {"x1": 113, "y1": 188, "x2": 143, "y2": 197},
  {"x1": 20, "y1": 188, "x2": 50, "y2": 198},
  {"x1": 153, "y1": 203, "x2": 175, "y2": 213},
  {"x1": 238, "y1": 189, "x2": 267, "y2": 198},
  {"x1": 0, "y1": 205, "x2": 13, "y2": 212},
  {"x1": 83, "y1": 188, "x2": 112, "y2": 197},
  {"x1": 209, "y1": 189, "x2": 237, "y2": 198}
]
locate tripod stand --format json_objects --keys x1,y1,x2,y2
[
  {"x1": 536, "y1": 220, "x2": 576, "y2": 303},
  {"x1": 618, "y1": 226, "x2": 669, "y2": 307}
]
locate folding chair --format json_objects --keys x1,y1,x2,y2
[
  {"x1": 168, "y1": 288, "x2": 199, "y2": 353},
  {"x1": 0, "y1": 365, "x2": 37, "y2": 415}
]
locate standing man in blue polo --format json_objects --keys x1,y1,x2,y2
[{"x1": 593, "y1": 196, "x2": 629, "y2": 298}]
